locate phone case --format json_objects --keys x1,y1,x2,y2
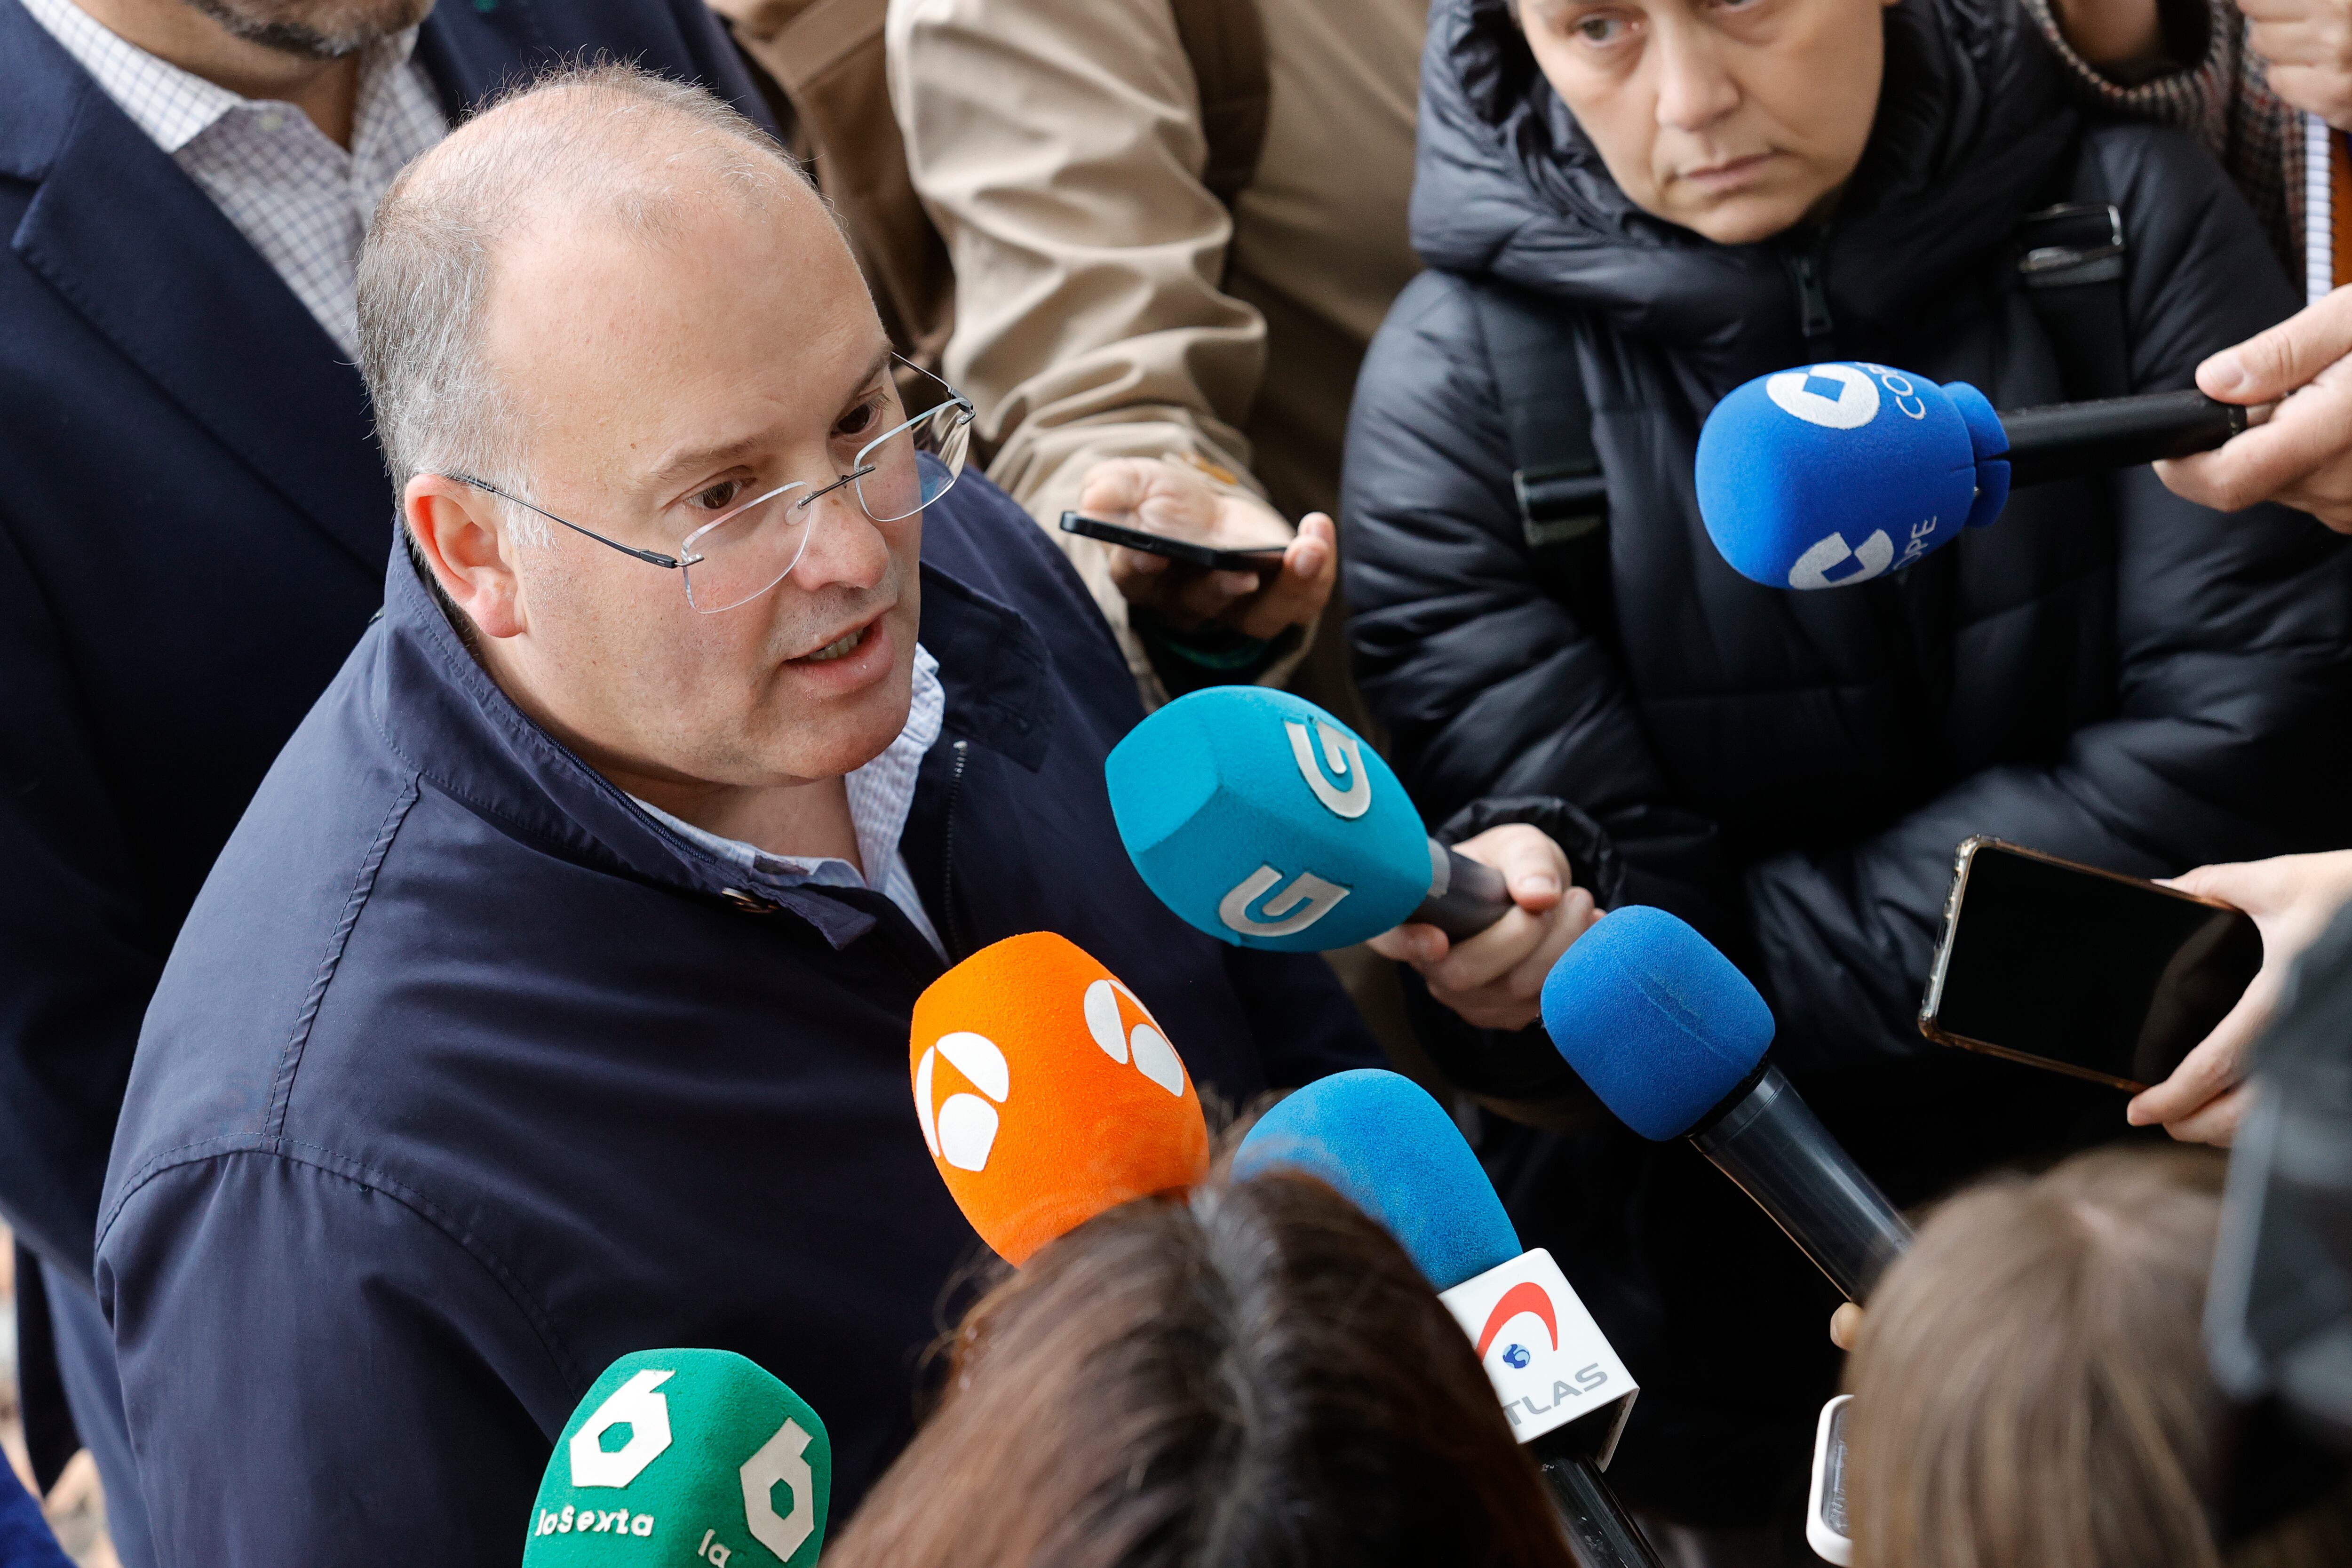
[{"x1": 1916, "y1": 836, "x2": 2244, "y2": 1091}]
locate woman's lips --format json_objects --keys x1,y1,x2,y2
[{"x1": 1680, "y1": 152, "x2": 1777, "y2": 192}]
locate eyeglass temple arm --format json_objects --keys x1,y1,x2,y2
[{"x1": 445, "y1": 472, "x2": 683, "y2": 570}]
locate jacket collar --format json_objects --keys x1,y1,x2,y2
[{"x1": 366, "y1": 538, "x2": 1056, "y2": 949}]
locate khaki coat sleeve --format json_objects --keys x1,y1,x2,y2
[{"x1": 886, "y1": 0, "x2": 1291, "y2": 661}]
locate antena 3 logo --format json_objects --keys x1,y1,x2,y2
[{"x1": 915, "y1": 979, "x2": 1184, "y2": 1173}]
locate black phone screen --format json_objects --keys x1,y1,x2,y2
[{"x1": 1931, "y1": 844, "x2": 2262, "y2": 1088}]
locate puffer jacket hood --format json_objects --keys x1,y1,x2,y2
[{"x1": 1412, "y1": 0, "x2": 2075, "y2": 378}]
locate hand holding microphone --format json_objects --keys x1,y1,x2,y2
[
  {"x1": 1106, "y1": 686, "x2": 1598, "y2": 1029},
  {"x1": 523, "y1": 1348, "x2": 829, "y2": 1568},
  {"x1": 2155, "y1": 287, "x2": 2352, "y2": 531},
  {"x1": 1694, "y1": 359, "x2": 2254, "y2": 590}
]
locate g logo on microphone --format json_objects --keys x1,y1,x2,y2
[
  {"x1": 1765, "y1": 364, "x2": 1880, "y2": 430},
  {"x1": 1285, "y1": 719, "x2": 1370, "y2": 819}
]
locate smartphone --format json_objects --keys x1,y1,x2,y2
[
  {"x1": 1806, "y1": 1395, "x2": 1852, "y2": 1566},
  {"x1": 1059, "y1": 511, "x2": 1287, "y2": 572},
  {"x1": 1918, "y1": 837, "x2": 2262, "y2": 1091}
]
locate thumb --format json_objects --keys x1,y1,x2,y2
[{"x1": 2201, "y1": 287, "x2": 2352, "y2": 403}]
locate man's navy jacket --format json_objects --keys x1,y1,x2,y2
[
  {"x1": 0, "y1": 0, "x2": 766, "y2": 1286},
  {"x1": 96, "y1": 476, "x2": 1378, "y2": 1561}
]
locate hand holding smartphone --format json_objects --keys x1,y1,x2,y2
[{"x1": 1919, "y1": 838, "x2": 2262, "y2": 1092}]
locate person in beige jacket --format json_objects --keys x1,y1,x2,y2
[{"x1": 885, "y1": 0, "x2": 1424, "y2": 715}]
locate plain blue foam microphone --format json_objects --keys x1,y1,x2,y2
[
  {"x1": 1105, "y1": 687, "x2": 1510, "y2": 951},
  {"x1": 1694, "y1": 362, "x2": 2248, "y2": 591},
  {"x1": 1540, "y1": 907, "x2": 1912, "y2": 1299},
  {"x1": 1235, "y1": 1069, "x2": 1660, "y2": 1568},
  {"x1": 1232, "y1": 1067, "x2": 1520, "y2": 1290}
]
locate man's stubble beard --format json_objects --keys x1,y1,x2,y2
[{"x1": 181, "y1": 0, "x2": 432, "y2": 60}]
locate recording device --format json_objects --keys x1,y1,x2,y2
[
  {"x1": 522, "y1": 1348, "x2": 829, "y2": 1568},
  {"x1": 1919, "y1": 837, "x2": 2263, "y2": 1091},
  {"x1": 1539, "y1": 907, "x2": 1912, "y2": 1299},
  {"x1": 1233, "y1": 1069, "x2": 1659, "y2": 1568},
  {"x1": 1059, "y1": 511, "x2": 1289, "y2": 572},
  {"x1": 1805, "y1": 1395, "x2": 1854, "y2": 1566},
  {"x1": 1104, "y1": 687, "x2": 1511, "y2": 949},
  {"x1": 910, "y1": 931, "x2": 1210, "y2": 1265},
  {"x1": 1693, "y1": 360, "x2": 2248, "y2": 590}
]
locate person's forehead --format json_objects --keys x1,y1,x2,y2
[{"x1": 483, "y1": 191, "x2": 882, "y2": 462}]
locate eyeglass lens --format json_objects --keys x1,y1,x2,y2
[{"x1": 679, "y1": 393, "x2": 974, "y2": 613}]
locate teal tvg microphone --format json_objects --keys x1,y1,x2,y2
[
  {"x1": 1104, "y1": 687, "x2": 1510, "y2": 952},
  {"x1": 521, "y1": 1348, "x2": 828, "y2": 1568}
]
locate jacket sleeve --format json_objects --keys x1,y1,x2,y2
[
  {"x1": 99, "y1": 1148, "x2": 564, "y2": 1566},
  {"x1": 1342, "y1": 274, "x2": 1729, "y2": 931},
  {"x1": 885, "y1": 0, "x2": 1283, "y2": 638},
  {"x1": 2018, "y1": 0, "x2": 2293, "y2": 266},
  {"x1": 1747, "y1": 130, "x2": 2352, "y2": 1071},
  {"x1": 0, "y1": 518, "x2": 156, "y2": 1279}
]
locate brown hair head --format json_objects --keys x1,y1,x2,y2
[
  {"x1": 1843, "y1": 1144, "x2": 2229, "y2": 1568},
  {"x1": 826, "y1": 1170, "x2": 1574, "y2": 1568}
]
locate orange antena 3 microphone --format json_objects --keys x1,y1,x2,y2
[{"x1": 910, "y1": 932, "x2": 1211, "y2": 1265}]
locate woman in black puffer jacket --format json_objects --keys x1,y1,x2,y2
[{"x1": 1343, "y1": 0, "x2": 2352, "y2": 1539}]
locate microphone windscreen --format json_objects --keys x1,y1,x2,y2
[
  {"x1": 1232, "y1": 1067, "x2": 1520, "y2": 1292},
  {"x1": 912, "y1": 931, "x2": 1210, "y2": 1265},
  {"x1": 523, "y1": 1348, "x2": 829, "y2": 1567},
  {"x1": 1694, "y1": 362, "x2": 1987, "y2": 589},
  {"x1": 1538, "y1": 907, "x2": 1776, "y2": 1141},
  {"x1": 1105, "y1": 687, "x2": 1432, "y2": 952}
]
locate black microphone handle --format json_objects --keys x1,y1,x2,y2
[
  {"x1": 1686, "y1": 1065, "x2": 1915, "y2": 1301},
  {"x1": 1411, "y1": 839, "x2": 1514, "y2": 940},
  {"x1": 1999, "y1": 389, "x2": 2247, "y2": 488},
  {"x1": 1538, "y1": 1453, "x2": 1668, "y2": 1568}
]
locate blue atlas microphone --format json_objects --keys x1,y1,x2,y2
[
  {"x1": 1539, "y1": 908, "x2": 1913, "y2": 1300},
  {"x1": 1104, "y1": 686, "x2": 1511, "y2": 951},
  {"x1": 1693, "y1": 361, "x2": 2248, "y2": 590},
  {"x1": 1235, "y1": 1069, "x2": 1661, "y2": 1568}
]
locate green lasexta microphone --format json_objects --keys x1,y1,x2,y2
[{"x1": 521, "y1": 1348, "x2": 830, "y2": 1568}]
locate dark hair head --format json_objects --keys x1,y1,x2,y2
[{"x1": 827, "y1": 1171, "x2": 1574, "y2": 1568}]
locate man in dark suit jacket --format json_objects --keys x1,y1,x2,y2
[{"x1": 0, "y1": 0, "x2": 766, "y2": 1560}]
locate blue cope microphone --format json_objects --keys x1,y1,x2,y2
[
  {"x1": 1694, "y1": 361, "x2": 2248, "y2": 591},
  {"x1": 1235, "y1": 1069, "x2": 1661, "y2": 1568},
  {"x1": 1104, "y1": 686, "x2": 1511, "y2": 951},
  {"x1": 1539, "y1": 907, "x2": 1912, "y2": 1300}
]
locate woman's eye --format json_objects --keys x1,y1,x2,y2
[
  {"x1": 835, "y1": 398, "x2": 886, "y2": 442},
  {"x1": 691, "y1": 479, "x2": 746, "y2": 511},
  {"x1": 1575, "y1": 14, "x2": 1625, "y2": 42}
]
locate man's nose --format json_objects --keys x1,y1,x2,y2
[
  {"x1": 785, "y1": 487, "x2": 892, "y2": 593},
  {"x1": 1652, "y1": 25, "x2": 1741, "y2": 135}
]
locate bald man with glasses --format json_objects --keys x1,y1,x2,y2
[{"x1": 95, "y1": 67, "x2": 1380, "y2": 1563}]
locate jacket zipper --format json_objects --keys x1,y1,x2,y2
[
  {"x1": 938, "y1": 739, "x2": 971, "y2": 962},
  {"x1": 1789, "y1": 244, "x2": 1835, "y2": 358}
]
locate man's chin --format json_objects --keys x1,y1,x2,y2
[{"x1": 182, "y1": 0, "x2": 434, "y2": 57}]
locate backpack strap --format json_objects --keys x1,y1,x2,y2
[
  {"x1": 1168, "y1": 0, "x2": 1271, "y2": 209},
  {"x1": 2014, "y1": 156, "x2": 2132, "y2": 401},
  {"x1": 1466, "y1": 280, "x2": 1609, "y2": 552}
]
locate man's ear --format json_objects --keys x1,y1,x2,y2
[{"x1": 404, "y1": 474, "x2": 529, "y2": 640}]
